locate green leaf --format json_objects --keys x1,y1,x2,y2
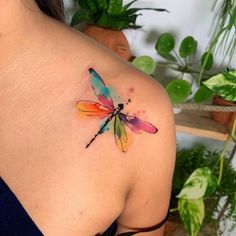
[
  {"x1": 177, "y1": 167, "x2": 211, "y2": 199},
  {"x1": 70, "y1": 9, "x2": 92, "y2": 27},
  {"x1": 155, "y1": 33, "x2": 175, "y2": 55},
  {"x1": 94, "y1": 0, "x2": 108, "y2": 11},
  {"x1": 204, "y1": 173, "x2": 217, "y2": 197},
  {"x1": 201, "y1": 52, "x2": 214, "y2": 71},
  {"x1": 179, "y1": 36, "x2": 197, "y2": 58},
  {"x1": 166, "y1": 80, "x2": 191, "y2": 104},
  {"x1": 224, "y1": 71, "x2": 236, "y2": 83},
  {"x1": 193, "y1": 85, "x2": 213, "y2": 103},
  {"x1": 159, "y1": 52, "x2": 177, "y2": 62},
  {"x1": 77, "y1": 0, "x2": 90, "y2": 10},
  {"x1": 108, "y1": 0, "x2": 123, "y2": 16},
  {"x1": 203, "y1": 71, "x2": 236, "y2": 102},
  {"x1": 132, "y1": 56, "x2": 156, "y2": 75},
  {"x1": 86, "y1": 1, "x2": 98, "y2": 14},
  {"x1": 178, "y1": 198, "x2": 205, "y2": 236},
  {"x1": 96, "y1": 12, "x2": 131, "y2": 30},
  {"x1": 123, "y1": 0, "x2": 138, "y2": 11},
  {"x1": 229, "y1": 7, "x2": 236, "y2": 29}
]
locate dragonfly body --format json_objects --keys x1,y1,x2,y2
[
  {"x1": 77, "y1": 68, "x2": 158, "y2": 152},
  {"x1": 86, "y1": 104, "x2": 124, "y2": 149}
]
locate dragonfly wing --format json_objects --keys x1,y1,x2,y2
[
  {"x1": 89, "y1": 68, "x2": 114, "y2": 109},
  {"x1": 119, "y1": 113, "x2": 158, "y2": 134},
  {"x1": 114, "y1": 114, "x2": 129, "y2": 152},
  {"x1": 77, "y1": 100, "x2": 113, "y2": 117}
]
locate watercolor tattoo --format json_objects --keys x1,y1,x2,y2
[{"x1": 76, "y1": 68, "x2": 158, "y2": 152}]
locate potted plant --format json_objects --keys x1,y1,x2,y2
[
  {"x1": 132, "y1": 33, "x2": 216, "y2": 105},
  {"x1": 132, "y1": 33, "x2": 236, "y2": 125},
  {"x1": 131, "y1": 0, "x2": 236, "y2": 120},
  {"x1": 165, "y1": 137, "x2": 236, "y2": 236},
  {"x1": 203, "y1": 71, "x2": 236, "y2": 129},
  {"x1": 70, "y1": 0, "x2": 167, "y2": 60}
]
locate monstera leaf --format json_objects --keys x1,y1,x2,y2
[{"x1": 203, "y1": 71, "x2": 236, "y2": 102}]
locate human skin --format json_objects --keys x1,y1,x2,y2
[{"x1": 0, "y1": 1, "x2": 176, "y2": 235}]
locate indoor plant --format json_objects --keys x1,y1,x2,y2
[
  {"x1": 132, "y1": 33, "x2": 216, "y2": 105},
  {"x1": 165, "y1": 138, "x2": 236, "y2": 236},
  {"x1": 70, "y1": 0, "x2": 167, "y2": 60},
  {"x1": 131, "y1": 0, "x2": 236, "y2": 107},
  {"x1": 132, "y1": 33, "x2": 236, "y2": 126},
  {"x1": 203, "y1": 71, "x2": 236, "y2": 128}
]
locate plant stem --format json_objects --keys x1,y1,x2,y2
[
  {"x1": 156, "y1": 62, "x2": 215, "y2": 78},
  {"x1": 199, "y1": 27, "x2": 227, "y2": 85},
  {"x1": 173, "y1": 50, "x2": 184, "y2": 66}
]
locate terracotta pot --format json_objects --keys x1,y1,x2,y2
[
  {"x1": 83, "y1": 25, "x2": 131, "y2": 61},
  {"x1": 210, "y1": 96, "x2": 236, "y2": 129}
]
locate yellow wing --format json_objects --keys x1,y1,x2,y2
[{"x1": 114, "y1": 114, "x2": 130, "y2": 152}]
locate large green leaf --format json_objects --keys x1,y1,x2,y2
[
  {"x1": 178, "y1": 198, "x2": 205, "y2": 236},
  {"x1": 193, "y1": 85, "x2": 213, "y2": 103},
  {"x1": 132, "y1": 56, "x2": 156, "y2": 75},
  {"x1": 177, "y1": 167, "x2": 212, "y2": 199},
  {"x1": 166, "y1": 80, "x2": 191, "y2": 105},
  {"x1": 108, "y1": 0, "x2": 123, "y2": 15},
  {"x1": 179, "y1": 36, "x2": 197, "y2": 58},
  {"x1": 156, "y1": 33, "x2": 175, "y2": 55},
  {"x1": 203, "y1": 71, "x2": 236, "y2": 102}
]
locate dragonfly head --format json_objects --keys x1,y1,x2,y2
[{"x1": 118, "y1": 103, "x2": 124, "y2": 111}]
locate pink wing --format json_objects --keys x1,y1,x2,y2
[{"x1": 119, "y1": 113, "x2": 158, "y2": 134}]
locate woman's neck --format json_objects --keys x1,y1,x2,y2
[{"x1": 0, "y1": 1, "x2": 48, "y2": 70}]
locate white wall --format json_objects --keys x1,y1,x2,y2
[{"x1": 123, "y1": 0, "x2": 236, "y2": 67}]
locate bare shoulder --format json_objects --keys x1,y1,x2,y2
[
  {"x1": 38, "y1": 18, "x2": 176, "y2": 234},
  {"x1": 111, "y1": 69, "x2": 176, "y2": 235}
]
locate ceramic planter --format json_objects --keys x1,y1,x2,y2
[{"x1": 83, "y1": 25, "x2": 131, "y2": 61}]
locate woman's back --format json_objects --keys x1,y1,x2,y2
[{"x1": 0, "y1": 1, "x2": 176, "y2": 235}]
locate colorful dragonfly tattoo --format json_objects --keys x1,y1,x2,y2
[{"x1": 76, "y1": 68, "x2": 158, "y2": 152}]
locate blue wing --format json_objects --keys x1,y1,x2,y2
[{"x1": 89, "y1": 68, "x2": 114, "y2": 109}]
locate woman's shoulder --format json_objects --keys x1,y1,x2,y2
[{"x1": 47, "y1": 18, "x2": 176, "y2": 231}]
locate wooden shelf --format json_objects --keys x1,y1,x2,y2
[{"x1": 175, "y1": 110, "x2": 229, "y2": 141}]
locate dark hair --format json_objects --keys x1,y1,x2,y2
[{"x1": 35, "y1": 0, "x2": 64, "y2": 22}]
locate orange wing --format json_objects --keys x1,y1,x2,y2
[{"x1": 76, "y1": 100, "x2": 113, "y2": 117}]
